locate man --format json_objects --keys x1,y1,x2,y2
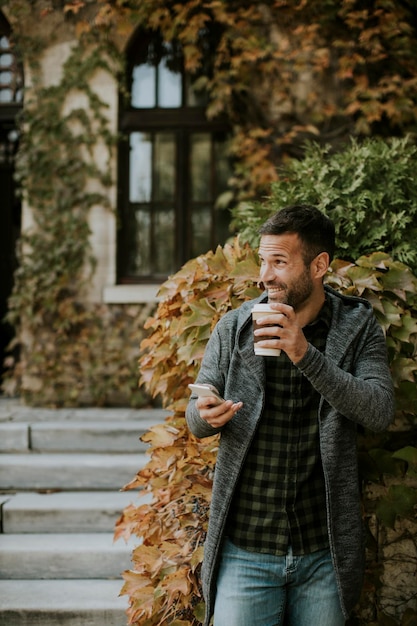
[{"x1": 186, "y1": 205, "x2": 395, "y2": 626}]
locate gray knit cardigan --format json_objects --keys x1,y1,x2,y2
[{"x1": 186, "y1": 285, "x2": 395, "y2": 626}]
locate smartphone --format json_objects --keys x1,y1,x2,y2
[{"x1": 188, "y1": 383, "x2": 224, "y2": 404}]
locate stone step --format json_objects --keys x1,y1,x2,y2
[
  {"x1": 0, "y1": 420, "x2": 157, "y2": 453},
  {"x1": 0, "y1": 579, "x2": 128, "y2": 626},
  {"x1": 0, "y1": 533, "x2": 135, "y2": 579},
  {"x1": 0, "y1": 401, "x2": 169, "y2": 424},
  {"x1": 1, "y1": 491, "x2": 148, "y2": 534},
  {"x1": 0, "y1": 401, "x2": 163, "y2": 625},
  {"x1": 32, "y1": 420, "x2": 157, "y2": 452},
  {"x1": 0, "y1": 453, "x2": 146, "y2": 491}
]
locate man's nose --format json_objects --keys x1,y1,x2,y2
[{"x1": 259, "y1": 264, "x2": 275, "y2": 282}]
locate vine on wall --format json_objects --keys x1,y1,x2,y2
[{"x1": 1, "y1": 2, "x2": 145, "y2": 405}]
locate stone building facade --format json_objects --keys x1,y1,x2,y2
[{"x1": 0, "y1": 5, "x2": 232, "y2": 405}]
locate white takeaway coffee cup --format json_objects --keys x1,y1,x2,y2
[{"x1": 252, "y1": 303, "x2": 281, "y2": 356}]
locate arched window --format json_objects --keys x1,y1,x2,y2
[
  {"x1": 0, "y1": 13, "x2": 23, "y2": 108},
  {"x1": 117, "y1": 29, "x2": 233, "y2": 283},
  {"x1": 0, "y1": 12, "x2": 23, "y2": 166}
]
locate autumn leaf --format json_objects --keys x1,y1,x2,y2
[
  {"x1": 190, "y1": 546, "x2": 204, "y2": 572},
  {"x1": 142, "y1": 424, "x2": 180, "y2": 448},
  {"x1": 160, "y1": 567, "x2": 191, "y2": 602}
]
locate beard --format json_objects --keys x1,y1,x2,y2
[{"x1": 266, "y1": 267, "x2": 314, "y2": 310}]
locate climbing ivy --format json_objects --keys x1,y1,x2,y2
[
  {"x1": 233, "y1": 137, "x2": 417, "y2": 274},
  {"x1": 2, "y1": 3, "x2": 132, "y2": 404}
]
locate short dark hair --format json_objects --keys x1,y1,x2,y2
[{"x1": 258, "y1": 204, "x2": 335, "y2": 264}]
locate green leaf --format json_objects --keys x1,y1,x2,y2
[
  {"x1": 215, "y1": 190, "x2": 234, "y2": 209},
  {"x1": 183, "y1": 300, "x2": 218, "y2": 330},
  {"x1": 193, "y1": 602, "x2": 206, "y2": 622},
  {"x1": 392, "y1": 446, "x2": 417, "y2": 478},
  {"x1": 391, "y1": 312, "x2": 417, "y2": 342},
  {"x1": 345, "y1": 266, "x2": 382, "y2": 293},
  {"x1": 380, "y1": 265, "x2": 417, "y2": 295},
  {"x1": 376, "y1": 484, "x2": 417, "y2": 528},
  {"x1": 380, "y1": 298, "x2": 403, "y2": 328},
  {"x1": 369, "y1": 449, "x2": 404, "y2": 477},
  {"x1": 392, "y1": 446, "x2": 417, "y2": 465},
  {"x1": 391, "y1": 357, "x2": 417, "y2": 384},
  {"x1": 393, "y1": 381, "x2": 417, "y2": 413}
]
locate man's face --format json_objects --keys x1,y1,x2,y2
[{"x1": 258, "y1": 233, "x2": 315, "y2": 310}]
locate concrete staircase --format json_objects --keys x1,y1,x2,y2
[{"x1": 0, "y1": 398, "x2": 166, "y2": 626}]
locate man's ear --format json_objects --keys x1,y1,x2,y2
[{"x1": 312, "y1": 252, "x2": 330, "y2": 279}]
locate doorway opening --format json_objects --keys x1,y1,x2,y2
[{"x1": 0, "y1": 11, "x2": 23, "y2": 388}]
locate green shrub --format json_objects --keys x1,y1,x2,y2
[
  {"x1": 116, "y1": 240, "x2": 417, "y2": 626},
  {"x1": 233, "y1": 137, "x2": 417, "y2": 272}
]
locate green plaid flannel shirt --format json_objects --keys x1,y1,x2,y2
[{"x1": 226, "y1": 299, "x2": 331, "y2": 556}]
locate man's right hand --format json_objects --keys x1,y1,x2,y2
[{"x1": 196, "y1": 397, "x2": 243, "y2": 429}]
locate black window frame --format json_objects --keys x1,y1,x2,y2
[{"x1": 117, "y1": 29, "x2": 232, "y2": 285}]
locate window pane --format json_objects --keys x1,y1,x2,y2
[
  {"x1": 0, "y1": 52, "x2": 12, "y2": 68},
  {"x1": 214, "y1": 136, "x2": 233, "y2": 243},
  {"x1": 154, "y1": 133, "x2": 176, "y2": 201},
  {"x1": 129, "y1": 132, "x2": 152, "y2": 202},
  {"x1": 0, "y1": 88, "x2": 11, "y2": 102},
  {"x1": 214, "y1": 135, "x2": 232, "y2": 191},
  {"x1": 154, "y1": 205, "x2": 175, "y2": 274},
  {"x1": 191, "y1": 133, "x2": 211, "y2": 201},
  {"x1": 158, "y1": 57, "x2": 181, "y2": 108},
  {"x1": 131, "y1": 206, "x2": 175, "y2": 276},
  {"x1": 133, "y1": 207, "x2": 151, "y2": 274},
  {"x1": 0, "y1": 70, "x2": 11, "y2": 85},
  {"x1": 191, "y1": 205, "x2": 211, "y2": 257},
  {"x1": 215, "y1": 202, "x2": 232, "y2": 245},
  {"x1": 131, "y1": 64, "x2": 155, "y2": 108}
]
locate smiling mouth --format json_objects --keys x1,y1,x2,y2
[
  {"x1": 267, "y1": 287, "x2": 285, "y2": 295},
  {"x1": 266, "y1": 286, "x2": 287, "y2": 302}
]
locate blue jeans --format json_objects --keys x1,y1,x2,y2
[{"x1": 213, "y1": 538, "x2": 345, "y2": 626}]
